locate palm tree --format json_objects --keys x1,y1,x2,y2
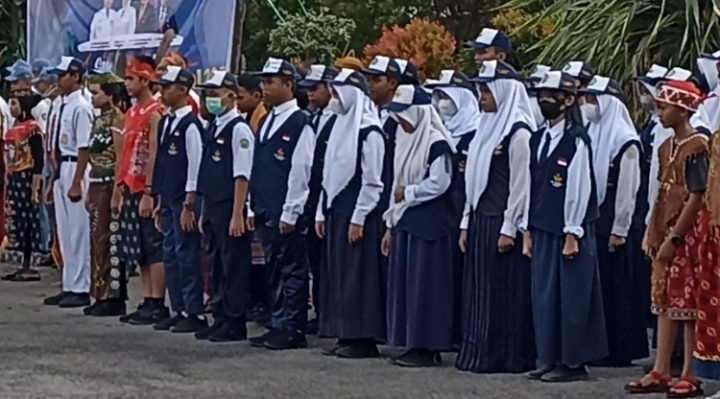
[{"x1": 505, "y1": 0, "x2": 720, "y2": 83}]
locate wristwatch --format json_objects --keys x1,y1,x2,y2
[
  {"x1": 670, "y1": 234, "x2": 684, "y2": 246},
  {"x1": 183, "y1": 202, "x2": 195, "y2": 211}
]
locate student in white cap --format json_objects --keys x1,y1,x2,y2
[
  {"x1": 456, "y1": 60, "x2": 536, "y2": 374},
  {"x1": 696, "y1": 50, "x2": 720, "y2": 133},
  {"x1": 579, "y1": 76, "x2": 646, "y2": 368},
  {"x1": 526, "y1": 64, "x2": 552, "y2": 127},
  {"x1": 315, "y1": 69, "x2": 387, "y2": 358},
  {"x1": 562, "y1": 61, "x2": 595, "y2": 89},
  {"x1": 42, "y1": 57, "x2": 93, "y2": 308},
  {"x1": 465, "y1": 28, "x2": 513, "y2": 68},
  {"x1": 382, "y1": 84, "x2": 456, "y2": 368},
  {"x1": 525, "y1": 71, "x2": 607, "y2": 382}
]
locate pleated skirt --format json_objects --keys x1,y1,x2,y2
[
  {"x1": 456, "y1": 213, "x2": 535, "y2": 373},
  {"x1": 387, "y1": 229, "x2": 455, "y2": 351},
  {"x1": 318, "y1": 210, "x2": 387, "y2": 342},
  {"x1": 531, "y1": 225, "x2": 608, "y2": 366},
  {"x1": 596, "y1": 229, "x2": 650, "y2": 362}
]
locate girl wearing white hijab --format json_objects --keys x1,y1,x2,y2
[
  {"x1": 455, "y1": 60, "x2": 536, "y2": 374},
  {"x1": 696, "y1": 50, "x2": 720, "y2": 133},
  {"x1": 381, "y1": 84, "x2": 456, "y2": 368},
  {"x1": 579, "y1": 76, "x2": 647, "y2": 367},
  {"x1": 314, "y1": 69, "x2": 387, "y2": 359}
]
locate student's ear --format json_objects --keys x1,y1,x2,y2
[
  {"x1": 497, "y1": 52, "x2": 507, "y2": 62},
  {"x1": 563, "y1": 95, "x2": 576, "y2": 108},
  {"x1": 389, "y1": 79, "x2": 399, "y2": 91},
  {"x1": 252, "y1": 91, "x2": 261, "y2": 102}
]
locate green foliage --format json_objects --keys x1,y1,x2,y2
[
  {"x1": 267, "y1": 10, "x2": 355, "y2": 67},
  {"x1": 504, "y1": 0, "x2": 720, "y2": 83},
  {"x1": 0, "y1": 0, "x2": 26, "y2": 67}
]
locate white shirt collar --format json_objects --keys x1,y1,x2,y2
[
  {"x1": 169, "y1": 105, "x2": 192, "y2": 118},
  {"x1": 272, "y1": 99, "x2": 299, "y2": 116},
  {"x1": 214, "y1": 108, "x2": 239, "y2": 126},
  {"x1": 547, "y1": 118, "x2": 566, "y2": 139},
  {"x1": 63, "y1": 89, "x2": 83, "y2": 104}
]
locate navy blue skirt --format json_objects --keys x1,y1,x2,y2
[
  {"x1": 387, "y1": 229, "x2": 455, "y2": 351},
  {"x1": 456, "y1": 213, "x2": 535, "y2": 373},
  {"x1": 596, "y1": 228, "x2": 649, "y2": 363},
  {"x1": 318, "y1": 210, "x2": 386, "y2": 342},
  {"x1": 531, "y1": 225, "x2": 608, "y2": 366}
]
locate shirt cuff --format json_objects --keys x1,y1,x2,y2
[
  {"x1": 185, "y1": 180, "x2": 197, "y2": 192},
  {"x1": 460, "y1": 215, "x2": 469, "y2": 230},
  {"x1": 563, "y1": 225, "x2": 585, "y2": 239},
  {"x1": 404, "y1": 185, "x2": 417, "y2": 205},
  {"x1": 500, "y1": 221, "x2": 518, "y2": 238},
  {"x1": 280, "y1": 210, "x2": 299, "y2": 225},
  {"x1": 350, "y1": 210, "x2": 367, "y2": 226},
  {"x1": 611, "y1": 225, "x2": 629, "y2": 238},
  {"x1": 247, "y1": 206, "x2": 255, "y2": 218}
]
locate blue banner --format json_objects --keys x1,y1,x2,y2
[{"x1": 27, "y1": 0, "x2": 237, "y2": 73}]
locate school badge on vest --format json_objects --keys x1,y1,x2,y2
[
  {"x1": 550, "y1": 173, "x2": 564, "y2": 188},
  {"x1": 494, "y1": 144, "x2": 503, "y2": 155},
  {"x1": 60, "y1": 134, "x2": 69, "y2": 145},
  {"x1": 168, "y1": 142, "x2": 178, "y2": 155},
  {"x1": 212, "y1": 149, "x2": 221, "y2": 162},
  {"x1": 458, "y1": 159, "x2": 466, "y2": 173},
  {"x1": 274, "y1": 148, "x2": 286, "y2": 161}
]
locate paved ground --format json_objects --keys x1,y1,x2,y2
[{"x1": 1, "y1": 265, "x2": 716, "y2": 399}]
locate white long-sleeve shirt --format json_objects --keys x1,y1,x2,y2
[
  {"x1": 114, "y1": 6, "x2": 137, "y2": 36},
  {"x1": 90, "y1": 8, "x2": 117, "y2": 40},
  {"x1": 257, "y1": 99, "x2": 314, "y2": 225},
  {"x1": 461, "y1": 128, "x2": 531, "y2": 236},
  {"x1": 611, "y1": 145, "x2": 641, "y2": 237},
  {"x1": 161, "y1": 105, "x2": 202, "y2": 192}
]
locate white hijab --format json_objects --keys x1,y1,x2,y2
[
  {"x1": 433, "y1": 87, "x2": 480, "y2": 138},
  {"x1": 465, "y1": 78, "x2": 536, "y2": 210},
  {"x1": 322, "y1": 84, "x2": 382, "y2": 205},
  {"x1": 586, "y1": 94, "x2": 639, "y2": 205},
  {"x1": 384, "y1": 101, "x2": 455, "y2": 227}
]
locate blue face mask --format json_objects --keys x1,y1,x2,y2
[{"x1": 205, "y1": 97, "x2": 225, "y2": 115}]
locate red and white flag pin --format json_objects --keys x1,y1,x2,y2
[{"x1": 557, "y1": 157, "x2": 568, "y2": 167}]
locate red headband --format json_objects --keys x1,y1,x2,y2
[
  {"x1": 656, "y1": 80, "x2": 703, "y2": 112},
  {"x1": 126, "y1": 58, "x2": 156, "y2": 81}
]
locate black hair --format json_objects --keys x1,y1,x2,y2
[
  {"x1": 11, "y1": 92, "x2": 41, "y2": 121},
  {"x1": 237, "y1": 73, "x2": 262, "y2": 93},
  {"x1": 295, "y1": 87, "x2": 309, "y2": 110},
  {"x1": 100, "y1": 82, "x2": 131, "y2": 112}
]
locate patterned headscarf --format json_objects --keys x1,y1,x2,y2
[{"x1": 656, "y1": 80, "x2": 703, "y2": 112}]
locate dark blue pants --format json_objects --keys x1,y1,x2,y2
[
  {"x1": 161, "y1": 199, "x2": 204, "y2": 316},
  {"x1": 257, "y1": 222, "x2": 309, "y2": 333},
  {"x1": 206, "y1": 199, "x2": 251, "y2": 326}
]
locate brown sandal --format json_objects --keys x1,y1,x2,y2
[
  {"x1": 667, "y1": 376, "x2": 703, "y2": 398},
  {"x1": 624, "y1": 371, "x2": 672, "y2": 394}
]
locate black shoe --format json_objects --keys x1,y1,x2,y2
[
  {"x1": 249, "y1": 328, "x2": 282, "y2": 347},
  {"x1": 171, "y1": 315, "x2": 208, "y2": 333},
  {"x1": 59, "y1": 293, "x2": 91, "y2": 308},
  {"x1": 90, "y1": 300, "x2": 126, "y2": 317},
  {"x1": 390, "y1": 349, "x2": 441, "y2": 368},
  {"x1": 263, "y1": 329, "x2": 307, "y2": 350},
  {"x1": 195, "y1": 321, "x2": 223, "y2": 340},
  {"x1": 120, "y1": 302, "x2": 147, "y2": 323},
  {"x1": 153, "y1": 314, "x2": 184, "y2": 331},
  {"x1": 43, "y1": 292, "x2": 69, "y2": 306},
  {"x1": 306, "y1": 318, "x2": 319, "y2": 335},
  {"x1": 208, "y1": 322, "x2": 247, "y2": 342},
  {"x1": 540, "y1": 365, "x2": 589, "y2": 383},
  {"x1": 527, "y1": 364, "x2": 556, "y2": 380},
  {"x1": 83, "y1": 301, "x2": 101, "y2": 315},
  {"x1": 335, "y1": 341, "x2": 380, "y2": 359},
  {"x1": 129, "y1": 305, "x2": 170, "y2": 326}
]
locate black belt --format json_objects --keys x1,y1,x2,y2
[{"x1": 60, "y1": 155, "x2": 78, "y2": 163}]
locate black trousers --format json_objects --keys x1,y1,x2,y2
[
  {"x1": 257, "y1": 222, "x2": 309, "y2": 333},
  {"x1": 206, "y1": 199, "x2": 252, "y2": 325},
  {"x1": 307, "y1": 233, "x2": 322, "y2": 316}
]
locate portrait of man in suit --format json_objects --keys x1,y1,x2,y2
[{"x1": 135, "y1": 0, "x2": 157, "y2": 33}]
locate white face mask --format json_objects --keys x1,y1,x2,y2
[
  {"x1": 93, "y1": 108, "x2": 102, "y2": 117},
  {"x1": 327, "y1": 97, "x2": 345, "y2": 114},
  {"x1": 639, "y1": 94, "x2": 655, "y2": 111},
  {"x1": 437, "y1": 99, "x2": 457, "y2": 116},
  {"x1": 580, "y1": 103, "x2": 601, "y2": 122},
  {"x1": 530, "y1": 97, "x2": 545, "y2": 125}
]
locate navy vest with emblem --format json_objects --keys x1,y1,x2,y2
[
  {"x1": 154, "y1": 113, "x2": 202, "y2": 202},
  {"x1": 631, "y1": 118, "x2": 655, "y2": 230},
  {"x1": 307, "y1": 113, "x2": 337, "y2": 217},
  {"x1": 448, "y1": 130, "x2": 475, "y2": 225},
  {"x1": 323, "y1": 126, "x2": 383, "y2": 216},
  {"x1": 197, "y1": 115, "x2": 247, "y2": 203},
  {"x1": 597, "y1": 140, "x2": 641, "y2": 236},
  {"x1": 396, "y1": 140, "x2": 455, "y2": 240},
  {"x1": 528, "y1": 121, "x2": 600, "y2": 235},
  {"x1": 379, "y1": 116, "x2": 398, "y2": 214},
  {"x1": 250, "y1": 110, "x2": 308, "y2": 226}
]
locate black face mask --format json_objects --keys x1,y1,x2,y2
[{"x1": 538, "y1": 98, "x2": 565, "y2": 120}]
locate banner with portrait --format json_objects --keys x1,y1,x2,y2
[{"x1": 27, "y1": 0, "x2": 238, "y2": 74}]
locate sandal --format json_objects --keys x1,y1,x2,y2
[
  {"x1": 625, "y1": 370, "x2": 672, "y2": 394},
  {"x1": 667, "y1": 376, "x2": 703, "y2": 398},
  {"x1": 4, "y1": 270, "x2": 41, "y2": 282}
]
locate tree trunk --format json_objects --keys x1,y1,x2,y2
[{"x1": 231, "y1": 0, "x2": 246, "y2": 73}]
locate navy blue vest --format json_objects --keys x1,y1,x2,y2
[
  {"x1": 396, "y1": 140, "x2": 455, "y2": 240},
  {"x1": 476, "y1": 123, "x2": 530, "y2": 216},
  {"x1": 379, "y1": 116, "x2": 398, "y2": 215},
  {"x1": 324, "y1": 127, "x2": 383, "y2": 216},
  {"x1": 197, "y1": 115, "x2": 247, "y2": 203},
  {"x1": 154, "y1": 112, "x2": 202, "y2": 201},
  {"x1": 250, "y1": 110, "x2": 308, "y2": 226},
  {"x1": 448, "y1": 130, "x2": 475, "y2": 225},
  {"x1": 307, "y1": 113, "x2": 337, "y2": 217},
  {"x1": 597, "y1": 141, "x2": 641, "y2": 236},
  {"x1": 632, "y1": 118, "x2": 655, "y2": 230},
  {"x1": 528, "y1": 121, "x2": 600, "y2": 235}
]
